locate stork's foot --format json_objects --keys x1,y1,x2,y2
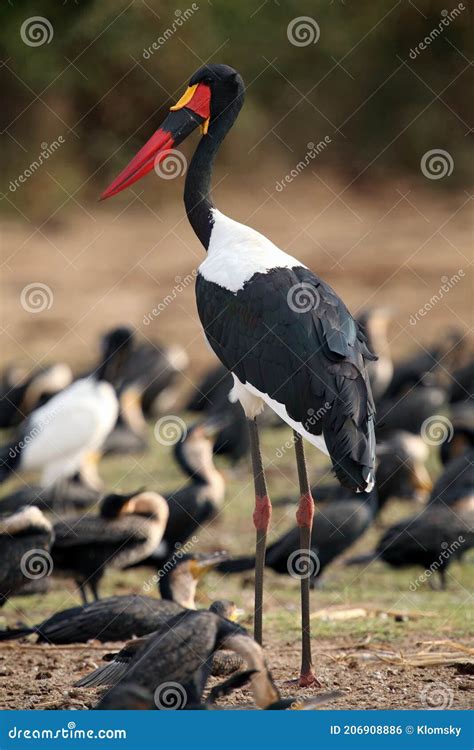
[
  {"x1": 283, "y1": 671, "x2": 322, "y2": 688},
  {"x1": 299, "y1": 669, "x2": 321, "y2": 688}
]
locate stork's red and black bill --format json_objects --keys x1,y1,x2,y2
[{"x1": 100, "y1": 82, "x2": 211, "y2": 200}]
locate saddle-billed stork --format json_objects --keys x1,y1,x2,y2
[{"x1": 101, "y1": 63, "x2": 376, "y2": 686}]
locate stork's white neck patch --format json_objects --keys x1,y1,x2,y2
[{"x1": 198, "y1": 209, "x2": 305, "y2": 293}]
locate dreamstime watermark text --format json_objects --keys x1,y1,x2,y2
[
  {"x1": 275, "y1": 138, "x2": 331, "y2": 192},
  {"x1": 409, "y1": 5, "x2": 466, "y2": 59},
  {"x1": 8, "y1": 724, "x2": 126, "y2": 741},
  {"x1": 409, "y1": 536, "x2": 465, "y2": 591},
  {"x1": 409, "y1": 270, "x2": 464, "y2": 325},
  {"x1": 143, "y1": 270, "x2": 197, "y2": 325},
  {"x1": 9, "y1": 139, "x2": 65, "y2": 193},
  {"x1": 143, "y1": 536, "x2": 198, "y2": 592},
  {"x1": 142, "y1": 5, "x2": 199, "y2": 59},
  {"x1": 276, "y1": 404, "x2": 331, "y2": 458}
]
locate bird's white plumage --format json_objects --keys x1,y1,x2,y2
[
  {"x1": 0, "y1": 506, "x2": 52, "y2": 535},
  {"x1": 232, "y1": 374, "x2": 374, "y2": 491},
  {"x1": 199, "y1": 209, "x2": 304, "y2": 293},
  {"x1": 21, "y1": 378, "x2": 118, "y2": 486},
  {"x1": 230, "y1": 375, "x2": 329, "y2": 456},
  {"x1": 200, "y1": 209, "x2": 375, "y2": 492}
]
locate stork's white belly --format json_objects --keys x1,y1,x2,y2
[{"x1": 230, "y1": 374, "x2": 328, "y2": 456}]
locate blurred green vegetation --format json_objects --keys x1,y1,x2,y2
[{"x1": 1, "y1": 0, "x2": 471, "y2": 217}]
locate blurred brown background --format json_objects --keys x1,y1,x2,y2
[{"x1": 1, "y1": 0, "x2": 472, "y2": 371}]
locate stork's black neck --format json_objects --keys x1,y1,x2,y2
[{"x1": 184, "y1": 92, "x2": 244, "y2": 250}]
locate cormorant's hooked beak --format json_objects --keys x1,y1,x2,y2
[
  {"x1": 100, "y1": 83, "x2": 211, "y2": 200},
  {"x1": 190, "y1": 551, "x2": 229, "y2": 579},
  {"x1": 229, "y1": 607, "x2": 245, "y2": 622}
]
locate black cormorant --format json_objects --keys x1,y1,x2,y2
[
  {"x1": 0, "y1": 475, "x2": 100, "y2": 515},
  {"x1": 427, "y1": 449, "x2": 473, "y2": 509},
  {"x1": 131, "y1": 419, "x2": 227, "y2": 571},
  {"x1": 440, "y1": 404, "x2": 474, "y2": 465},
  {"x1": 384, "y1": 329, "x2": 466, "y2": 398},
  {"x1": 449, "y1": 359, "x2": 474, "y2": 405},
  {"x1": 93, "y1": 610, "x2": 279, "y2": 709},
  {"x1": 0, "y1": 507, "x2": 54, "y2": 607},
  {"x1": 0, "y1": 552, "x2": 226, "y2": 642},
  {"x1": 376, "y1": 385, "x2": 447, "y2": 436},
  {"x1": 52, "y1": 490, "x2": 169, "y2": 601},
  {"x1": 374, "y1": 504, "x2": 473, "y2": 589},
  {"x1": 92, "y1": 609, "x2": 341, "y2": 709},
  {"x1": 75, "y1": 599, "x2": 243, "y2": 687}
]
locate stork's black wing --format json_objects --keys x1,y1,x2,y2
[{"x1": 196, "y1": 266, "x2": 376, "y2": 491}]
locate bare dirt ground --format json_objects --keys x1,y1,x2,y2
[
  {"x1": 1, "y1": 175, "x2": 473, "y2": 710},
  {"x1": 0, "y1": 636, "x2": 472, "y2": 711}
]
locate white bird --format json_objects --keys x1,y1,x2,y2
[{"x1": 0, "y1": 328, "x2": 133, "y2": 487}]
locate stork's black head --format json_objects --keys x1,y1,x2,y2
[
  {"x1": 188, "y1": 63, "x2": 245, "y2": 127},
  {"x1": 101, "y1": 64, "x2": 245, "y2": 200}
]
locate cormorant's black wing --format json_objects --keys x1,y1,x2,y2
[
  {"x1": 428, "y1": 450, "x2": 474, "y2": 507},
  {"x1": 38, "y1": 595, "x2": 182, "y2": 643},
  {"x1": 53, "y1": 518, "x2": 149, "y2": 548},
  {"x1": 122, "y1": 610, "x2": 221, "y2": 705},
  {"x1": 377, "y1": 506, "x2": 474, "y2": 567}
]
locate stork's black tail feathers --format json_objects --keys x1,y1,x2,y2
[{"x1": 323, "y1": 411, "x2": 376, "y2": 494}]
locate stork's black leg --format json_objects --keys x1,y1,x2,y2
[
  {"x1": 293, "y1": 431, "x2": 319, "y2": 687},
  {"x1": 247, "y1": 418, "x2": 271, "y2": 645}
]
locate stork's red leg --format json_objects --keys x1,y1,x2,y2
[
  {"x1": 294, "y1": 431, "x2": 319, "y2": 687},
  {"x1": 248, "y1": 417, "x2": 271, "y2": 645}
]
